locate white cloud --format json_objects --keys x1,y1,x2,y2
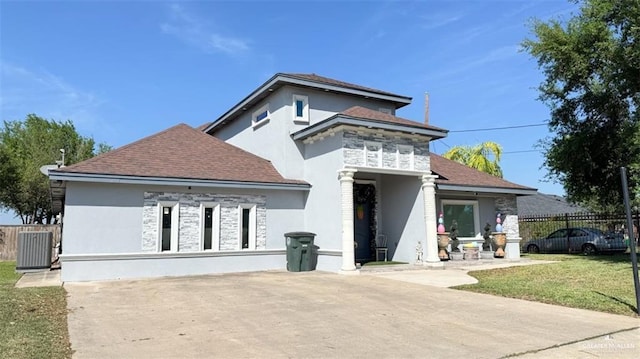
[
  {"x1": 420, "y1": 13, "x2": 463, "y2": 30},
  {"x1": 209, "y1": 34, "x2": 249, "y2": 54},
  {"x1": 161, "y1": 4, "x2": 249, "y2": 55},
  {"x1": 424, "y1": 44, "x2": 521, "y2": 82},
  {"x1": 0, "y1": 62, "x2": 111, "y2": 138}
]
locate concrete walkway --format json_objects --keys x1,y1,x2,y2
[
  {"x1": 65, "y1": 268, "x2": 639, "y2": 358},
  {"x1": 14, "y1": 268, "x2": 62, "y2": 288},
  {"x1": 360, "y1": 259, "x2": 557, "y2": 287}
]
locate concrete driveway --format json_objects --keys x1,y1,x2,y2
[{"x1": 65, "y1": 270, "x2": 639, "y2": 358}]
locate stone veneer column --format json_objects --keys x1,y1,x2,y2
[
  {"x1": 339, "y1": 169, "x2": 357, "y2": 272},
  {"x1": 503, "y1": 214, "x2": 522, "y2": 261},
  {"x1": 421, "y1": 174, "x2": 442, "y2": 266}
]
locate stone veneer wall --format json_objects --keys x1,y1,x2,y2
[
  {"x1": 142, "y1": 192, "x2": 267, "y2": 252},
  {"x1": 494, "y1": 196, "x2": 517, "y2": 216},
  {"x1": 342, "y1": 130, "x2": 430, "y2": 171},
  {"x1": 495, "y1": 196, "x2": 520, "y2": 238}
]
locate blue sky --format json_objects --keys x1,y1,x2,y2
[{"x1": 0, "y1": 0, "x2": 578, "y2": 224}]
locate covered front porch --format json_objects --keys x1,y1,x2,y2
[{"x1": 337, "y1": 167, "x2": 443, "y2": 272}]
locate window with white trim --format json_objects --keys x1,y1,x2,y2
[
  {"x1": 201, "y1": 203, "x2": 220, "y2": 251},
  {"x1": 441, "y1": 200, "x2": 480, "y2": 238},
  {"x1": 364, "y1": 141, "x2": 382, "y2": 167},
  {"x1": 238, "y1": 204, "x2": 257, "y2": 250},
  {"x1": 292, "y1": 94, "x2": 309, "y2": 123},
  {"x1": 252, "y1": 104, "x2": 270, "y2": 127},
  {"x1": 397, "y1": 145, "x2": 414, "y2": 170},
  {"x1": 158, "y1": 202, "x2": 179, "y2": 252}
]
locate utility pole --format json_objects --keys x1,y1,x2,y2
[{"x1": 620, "y1": 167, "x2": 640, "y2": 315}]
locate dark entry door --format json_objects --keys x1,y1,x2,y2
[{"x1": 354, "y1": 183, "x2": 375, "y2": 262}]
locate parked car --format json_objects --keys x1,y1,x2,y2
[{"x1": 522, "y1": 227, "x2": 628, "y2": 255}]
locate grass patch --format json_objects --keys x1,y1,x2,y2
[
  {"x1": 454, "y1": 254, "x2": 640, "y2": 317},
  {"x1": 362, "y1": 261, "x2": 408, "y2": 266},
  {"x1": 0, "y1": 261, "x2": 72, "y2": 358}
]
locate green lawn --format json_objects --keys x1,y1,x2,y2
[
  {"x1": 454, "y1": 254, "x2": 640, "y2": 317},
  {"x1": 0, "y1": 261, "x2": 72, "y2": 358}
]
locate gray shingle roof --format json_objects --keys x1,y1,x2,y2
[
  {"x1": 282, "y1": 73, "x2": 410, "y2": 99},
  {"x1": 339, "y1": 106, "x2": 447, "y2": 132},
  {"x1": 516, "y1": 193, "x2": 586, "y2": 216}
]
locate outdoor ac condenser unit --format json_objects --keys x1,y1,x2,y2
[{"x1": 16, "y1": 231, "x2": 53, "y2": 271}]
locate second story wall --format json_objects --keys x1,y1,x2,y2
[{"x1": 212, "y1": 85, "x2": 401, "y2": 180}]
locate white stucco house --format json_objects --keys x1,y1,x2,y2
[{"x1": 48, "y1": 73, "x2": 536, "y2": 282}]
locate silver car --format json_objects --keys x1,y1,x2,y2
[{"x1": 523, "y1": 227, "x2": 628, "y2": 255}]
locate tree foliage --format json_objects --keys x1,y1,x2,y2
[
  {"x1": 442, "y1": 141, "x2": 504, "y2": 177},
  {"x1": 0, "y1": 114, "x2": 112, "y2": 224},
  {"x1": 523, "y1": 0, "x2": 640, "y2": 210}
]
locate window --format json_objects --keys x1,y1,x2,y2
[
  {"x1": 378, "y1": 108, "x2": 392, "y2": 115},
  {"x1": 158, "y1": 202, "x2": 179, "y2": 252},
  {"x1": 441, "y1": 200, "x2": 480, "y2": 238},
  {"x1": 252, "y1": 104, "x2": 270, "y2": 127},
  {"x1": 397, "y1": 145, "x2": 414, "y2": 170},
  {"x1": 548, "y1": 229, "x2": 569, "y2": 239},
  {"x1": 238, "y1": 204, "x2": 257, "y2": 250},
  {"x1": 364, "y1": 141, "x2": 382, "y2": 167},
  {"x1": 201, "y1": 203, "x2": 220, "y2": 251},
  {"x1": 292, "y1": 95, "x2": 309, "y2": 123}
]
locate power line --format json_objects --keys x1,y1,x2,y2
[
  {"x1": 438, "y1": 139, "x2": 452, "y2": 149},
  {"x1": 503, "y1": 150, "x2": 541, "y2": 154},
  {"x1": 448, "y1": 122, "x2": 548, "y2": 133}
]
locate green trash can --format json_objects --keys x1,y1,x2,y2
[{"x1": 285, "y1": 232, "x2": 316, "y2": 272}]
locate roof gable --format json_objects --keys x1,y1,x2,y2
[
  {"x1": 205, "y1": 73, "x2": 413, "y2": 133},
  {"x1": 282, "y1": 73, "x2": 408, "y2": 99},
  {"x1": 430, "y1": 153, "x2": 535, "y2": 192},
  {"x1": 54, "y1": 124, "x2": 303, "y2": 185}
]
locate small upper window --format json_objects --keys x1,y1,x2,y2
[
  {"x1": 252, "y1": 104, "x2": 270, "y2": 127},
  {"x1": 295, "y1": 100, "x2": 304, "y2": 117},
  {"x1": 378, "y1": 108, "x2": 392, "y2": 115},
  {"x1": 292, "y1": 95, "x2": 309, "y2": 123}
]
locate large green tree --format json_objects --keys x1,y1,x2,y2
[
  {"x1": 442, "y1": 141, "x2": 503, "y2": 177},
  {"x1": 523, "y1": 0, "x2": 640, "y2": 210},
  {"x1": 0, "y1": 114, "x2": 111, "y2": 224}
]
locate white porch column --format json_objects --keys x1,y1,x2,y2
[
  {"x1": 339, "y1": 169, "x2": 357, "y2": 272},
  {"x1": 421, "y1": 174, "x2": 442, "y2": 266}
]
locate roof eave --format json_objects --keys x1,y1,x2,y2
[
  {"x1": 204, "y1": 74, "x2": 413, "y2": 133},
  {"x1": 436, "y1": 183, "x2": 538, "y2": 196},
  {"x1": 292, "y1": 115, "x2": 448, "y2": 142},
  {"x1": 48, "y1": 172, "x2": 310, "y2": 191}
]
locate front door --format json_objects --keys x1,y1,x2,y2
[{"x1": 354, "y1": 183, "x2": 375, "y2": 262}]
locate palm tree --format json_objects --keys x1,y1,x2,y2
[{"x1": 442, "y1": 141, "x2": 503, "y2": 178}]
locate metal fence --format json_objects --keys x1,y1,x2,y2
[
  {"x1": 0, "y1": 224, "x2": 61, "y2": 261},
  {"x1": 518, "y1": 212, "x2": 639, "y2": 254}
]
